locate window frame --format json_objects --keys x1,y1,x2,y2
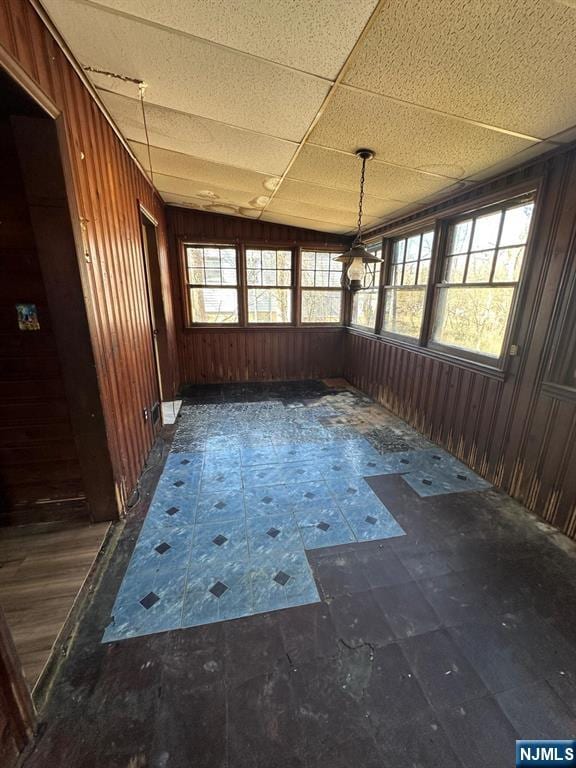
[
  {"x1": 179, "y1": 239, "x2": 346, "y2": 329},
  {"x1": 427, "y1": 194, "x2": 536, "y2": 368},
  {"x1": 299, "y1": 248, "x2": 345, "y2": 326},
  {"x1": 379, "y1": 227, "x2": 436, "y2": 345},
  {"x1": 349, "y1": 241, "x2": 384, "y2": 332},
  {"x1": 181, "y1": 241, "x2": 241, "y2": 327},
  {"x1": 244, "y1": 245, "x2": 295, "y2": 326}
]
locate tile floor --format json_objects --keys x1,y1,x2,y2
[
  {"x1": 25, "y1": 380, "x2": 576, "y2": 768},
  {"x1": 103, "y1": 393, "x2": 489, "y2": 642}
]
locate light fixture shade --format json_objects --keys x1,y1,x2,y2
[{"x1": 335, "y1": 242, "x2": 383, "y2": 264}]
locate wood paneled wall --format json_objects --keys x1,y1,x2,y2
[
  {"x1": 166, "y1": 206, "x2": 347, "y2": 384},
  {"x1": 0, "y1": 0, "x2": 179, "y2": 511},
  {"x1": 345, "y1": 146, "x2": 576, "y2": 539}
]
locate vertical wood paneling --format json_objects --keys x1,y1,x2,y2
[
  {"x1": 345, "y1": 144, "x2": 576, "y2": 540},
  {"x1": 1, "y1": 0, "x2": 179, "y2": 509},
  {"x1": 166, "y1": 206, "x2": 347, "y2": 384}
]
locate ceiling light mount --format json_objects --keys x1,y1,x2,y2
[{"x1": 335, "y1": 148, "x2": 381, "y2": 291}]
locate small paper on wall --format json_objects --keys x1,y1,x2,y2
[{"x1": 16, "y1": 303, "x2": 40, "y2": 331}]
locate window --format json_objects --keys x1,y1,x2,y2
[
  {"x1": 301, "y1": 250, "x2": 343, "y2": 324},
  {"x1": 350, "y1": 244, "x2": 382, "y2": 330},
  {"x1": 432, "y1": 199, "x2": 534, "y2": 359},
  {"x1": 246, "y1": 248, "x2": 293, "y2": 324},
  {"x1": 184, "y1": 245, "x2": 239, "y2": 324},
  {"x1": 382, "y1": 230, "x2": 434, "y2": 338}
]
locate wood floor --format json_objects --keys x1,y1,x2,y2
[{"x1": 0, "y1": 521, "x2": 109, "y2": 688}]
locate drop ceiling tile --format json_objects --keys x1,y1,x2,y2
[
  {"x1": 342, "y1": 0, "x2": 576, "y2": 138},
  {"x1": 465, "y1": 140, "x2": 559, "y2": 181},
  {"x1": 274, "y1": 179, "x2": 404, "y2": 219},
  {"x1": 162, "y1": 192, "x2": 261, "y2": 219},
  {"x1": 309, "y1": 86, "x2": 536, "y2": 178},
  {"x1": 154, "y1": 173, "x2": 265, "y2": 211},
  {"x1": 265, "y1": 197, "x2": 380, "y2": 229},
  {"x1": 42, "y1": 0, "x2": 330, "y2": 141},
  {"x1": 99, "y1": 91, "x2": 295, "y2": 176},
  {"x1": 129, "y1": 142, "x2": 273, "y2": 204},
  {"x1": 287, "y1": 145, "x2": 460, "y2": 203},
  {"x1": 89, "y1": 0, "x2": 379, "y2": 79},
  {"x1": 259, "y1": 210, "x2": 352, "y2": 234}
]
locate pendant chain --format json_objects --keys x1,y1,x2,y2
[{"x1": 356, "y1": 155, "x2": 367, "y2": 243}]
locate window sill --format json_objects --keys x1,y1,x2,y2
[
  {"x1": 183, "y1": 325, "x2": 345, "y2": 333},
  {"x1": 345, "y1": 327, "x2": 506, "y2": 381}
]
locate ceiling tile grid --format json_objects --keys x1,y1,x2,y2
[{"x1": 41, "y1": 0, "x2": 576, "y2": 234}]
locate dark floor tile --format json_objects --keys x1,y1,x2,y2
[
  {"x1": 227, "y1": 668, "x2": 306, "y2": 768},
  {"x1": 353, "y1": 543, "x2": 414, "y2": 588},
  {"x1": 400, "y1": 629, "x2": 488, "y2": 710},
  {"x1": 419, "y1": 571, "x2": 493, "y2": 627},
  {"x1": 375, "y1": 710, "x2": 464, "y2": 768},
  {"x1": 363, "y1": 643, "x2": 432, "y2": 729},
  {"x1": 546, "y1": 669, "x2": 576, "y2": 717},
  {"x1": 497, "y1": 607, "x2": 576, "y2": 679},
  {"x1": 224, "y1": 612, "x2": 286, "y2": 684},
  {"x1": 372, "y1": 581, "x2": 442, "y2": 639},
  {"x1": 437, "y1": 695, "x2": 519, "y2": 768},
  {"x1": 309, "y1": 550, "x2": 371, "y2": 598},
  {"x1": 306, "y1": 736, "x2": 385, "y2": 768},
  {"x1": 277, "y1": 601, "x2": 339, "y2": 667},
  {"x1": 447, "y1": 619, "x2": 539, "y2": 694},
  {"x1": 496, "y1": 680, "x2": 576, "y2": 740},
  {"x1": 328, "y1": 590, "x2": 395, "y2": 647},
  {"x1": 397, "y1": 548, "x2": 454, "y2": 580}
]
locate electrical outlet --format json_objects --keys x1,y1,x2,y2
[{"x1": 143, "y1": 407, "x2": 149, "y2": 422}]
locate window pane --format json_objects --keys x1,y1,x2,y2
[
  {"x1": 248, "y1": 288, "x2": 291, "y2": 323},
  {"x1": 403, "y1": 261, "x2": 418, "y2": 286},
  {"x1": 406, "y1": 234, "x2": 421, "y2": 260},
  {"x1": 466, "y1": 250, "x2": 493, "y2": 283},
  {"x1": 421, "y1": 230, "x2": 434, "y2": 259},
  {"x1": 188, "y1": 267, "x2": 204, "y2": 283},
  {"x1": 301, "y1": 290, "x2": 341, "y2": 323},
  {"x1": 500, "y1": 203, "x2": 534, "y2": 246},
  {"x1": 471, "y1": 211, "x2": 501, "y2": 251},
  {"x1": 246, "y1": 250, "x2": 260, "y2": 269},
  {"x1": 417, "y1": 259, "x2": 430, "y2": 286},
  {"x1": 328, "y1": 269, "x2": 342, "y2": 287},
  {"x1": 221, "y1": 249, "x2": 236, "y2": 268},
  {"x1": 351, "y1": 289, "x2": 378, "y2": 329},
  {"x1": 262, "y1": 269, "x2": 276, "y2": 286},
  {"x1": 221, "y1": 269, "x2": 237, "y2": 285},
  {"x1": 205, "y1": 268, "x2": 221, "y2": 285},
  {"x1": 382, "y1": 287, "x2": 426, "y2": 338},
  {"x1": 432, "y1": 285, "x2": 515, "y2": 357},
  {"x1": 392, "y1": 239, "x2": 405, "y2": 263},
  {"x1": 390, "y1": 263, "x2": 403, "y2": 285},
  {"x1": 186, "y1": 248, "x2": 204, "y2": 267},
  {"x1": 444, "y1": 254, "x2": 466, "y2": 283},
  {"x1": 277, "y1": 270, "x2": 292, "y2": 287},
  {"x1": 493, "y1": 247, "x2": 524, "y2": 282},
  {"x1": 190, "y1": 287, "x2": 238, "y2": 323},
  {"x1": 301, "y1": 251, "x2": 316, "y2": 270},
  {"x1": 301, "y1": 270, "x2": 315, "y2": 287},
  {"x1": 277, "y1": 250, "x2": 292, "y2": 269},
  {"x1": 449, "y1": 219, "x2": 472, "y2": 254},
  {"x1": 262, "y1": 250, "x2": 276, "y2": 269}
]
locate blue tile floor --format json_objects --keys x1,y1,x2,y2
[{"x1": 103, "y1": 400, "x2": 490, "y2": 642}]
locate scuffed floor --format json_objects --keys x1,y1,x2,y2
[{"x1": 25, "y1": 380, "x2": 576, "y2": 768}]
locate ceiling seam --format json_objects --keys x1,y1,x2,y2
[
  {"x1": 72, "y1": 0, "x2": 336, "y2": 83},
  {"x1": 257, "y1": 0, "x2": 390, "y2": 223},
  {"x1": 338, "y1": 82, "x2": 547, "y2": 144}
]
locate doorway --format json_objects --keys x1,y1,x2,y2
[
  {"x1": 0, "y1": 66, "x2": 112, "y2": 701},
  {"x1": 139, "y1": 207, "x2": 177, "y2": 427}
]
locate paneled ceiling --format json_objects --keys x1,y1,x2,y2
[{"x1": 41, "y1": 0, "x2": 576, "y2": 235}]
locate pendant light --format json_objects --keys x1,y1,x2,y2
[{"x1": 335, "y1": 149, "x2": 382, "y2": 291}]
